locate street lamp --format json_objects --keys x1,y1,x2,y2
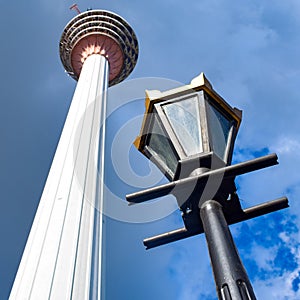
[{"x1": 127, "y1": 73, "x2": 289, "y2": 300}]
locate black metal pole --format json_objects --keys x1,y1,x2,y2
[{"x1": 200, "y1": 200, "x2": 256, "y2": 300}]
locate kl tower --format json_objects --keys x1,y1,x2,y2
[{"x1": 9, "y1": 8, "x2": 138, "y2": 300}]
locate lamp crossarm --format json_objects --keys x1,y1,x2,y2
[
  {"x1": 143, "y1": 197, "x2": 289, "y2": 249},
  {"x1": 126, "y1": 153, "x2": 278, "y2": 204},
  {"x1": 126, "y1": 152, "x2": 288, "y2": 249}
]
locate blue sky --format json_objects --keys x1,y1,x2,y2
[{"x1": 1, "y1": 0, "x2": 300, "y2": 299}]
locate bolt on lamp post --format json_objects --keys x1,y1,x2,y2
[{"x1": 127, "y1": 73, "x2": 289, "y2": 300}]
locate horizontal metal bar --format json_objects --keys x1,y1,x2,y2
[
  {"x1": 143, "y1": 227, "x2": 198, "y2": 250},
  {"x1": 143, "y1": 196, "x2": 288, "y2": 249},
  {"x1": 223, "y1": 153, "x2": 278, "y2": 177},
  {"x1": 240, "y1": 196, "x2": 289, "y2": 221},
  {"x1": 127, "y1": 182, "x2": 176, "y2": 204},
  {"x1": 127, "y1": 153, "x2": 278, "y2": 204}
]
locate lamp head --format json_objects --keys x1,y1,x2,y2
[{"x1": 134, "y1": 73, "x2": 242, "y2": 181}]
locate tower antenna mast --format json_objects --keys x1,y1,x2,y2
[{"x1": 69, "y1": 3, "x2": 81, "y2": 14}]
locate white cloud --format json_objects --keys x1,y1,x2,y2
[
  {"x1": 163, "y1": 237, "x2": 216, "y2": 300},
  {"x1": 250, "y1": 243, "x2": 278, "y2": 271},
  {"x1": 254, "y1": 268, "x2": 300, "y2": 300},
  {"x1": 272, "y1": 137, "x2": 300, "y2": 155}
]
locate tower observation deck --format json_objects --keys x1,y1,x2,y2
[
  {"x1": 60, "y1": 10, "x2": 138, "y2": 85},
  {"x1": 9, "y1": 10, "x2": 138, "y2": 300}
]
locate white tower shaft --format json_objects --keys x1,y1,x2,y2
[{"x1": 10, "y1": 54, "x2": 108, "y2": 300}]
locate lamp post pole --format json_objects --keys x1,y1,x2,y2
[{"x1": 200, "y1": 200, "x2": 256, "y2": 300}]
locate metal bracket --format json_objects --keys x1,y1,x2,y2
[
  {"x1": 126, "y1": 153, "x2": 278, "y2": 204},
  {"x1": 143, "y1": 197, "x2": 288, "y2": 249},
  {"x1": 126, "y1": 153, "x2": 289, "y2": 249}
]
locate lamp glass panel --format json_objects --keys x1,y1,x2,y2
[
  {"x1": 162, "y1": 96, "x2": 203, "y2": 156},
  {"x1": 147, "y1": 114, "x2": 178, "y2": 176},
  {"x1": 206, "y1": 102, "x2": 232, "y2": 160}
]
